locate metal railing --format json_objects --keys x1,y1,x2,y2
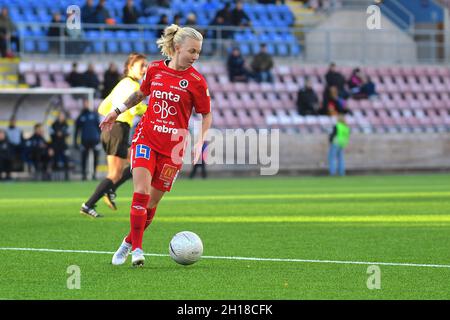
[{"x1": 6, "y1": 22, "x2": 450, "y2": 64}]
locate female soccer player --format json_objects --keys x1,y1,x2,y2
[
  {"x1": 80, "y1": 53, "x2": 148, "y2": 218},
  {"x1": 100, "y1": 24, "x2": 212, "y2": 267}
]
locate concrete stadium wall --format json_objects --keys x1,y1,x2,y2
[
  {"x1": 189, "y1": 132, "x2": 450, "y2": 176},
  {"x1": 305, "y1": 9, "x2": 417, "y2": 64}
]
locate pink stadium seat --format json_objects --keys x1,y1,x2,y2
[
  {"x1": 417, "y1": 76, "x2": 435, "y2": 93},
  {"x1": 221, "y1": 82, "x2": 234, "y2": 93},
  {"x1": 217, "y1": 74, "x2": 229, "y2": 84},
  {"x1": 388, "y1": 66, "x2": 402, "y2": 77},
  {"x1": 209, "y1": 81, "x2": 222, "y2": 93},
  {"x1": 400, "y1": 66, "x2": 414, "y2": 77},
  {"x1": 233, "y1": 82, "x2": 248, "y2": 92},
  {"x1": 431, "y1": 77, "x2": 446, "y2": 92},
  {"x1": 212, "y1": 113, "x2": 225, "y2": 127},
  {"x1": 247, "y1": 82, "x2": 261, "y2": 93},
  {"x1": 273, "y1": 82, "x2": 286, "y2": 93},
  {"x1": 248, "y1": 109, "x2": 265, "y2": 127},
  {"x1": 243, "y1": 99, "x2": 257, "y2": 110},
  {"x1": 24, "y1": 72, "x2": 37, "y2": 86},
  {"x1": 393, "y1": 76, "x2": 410, "y2": 93},
  {"x1": 223, "y1": 109, "x2": 239, "y2": 128},
  {"x1": 236, "y1": 110, "x2": 253, "y2": 128},
  {"x1": 405, "y1": 75, "x2": 421, "y2": 92},
  {"x1": 273, "y1": 65, "x2": 290, "y2": 76},
  {"x1": 33, "y1": 62, "x2": 48, "y2": 73}
]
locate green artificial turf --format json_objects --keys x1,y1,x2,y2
[{"x1": 0, "y1": 174, "x2": 450, "y2": 299}]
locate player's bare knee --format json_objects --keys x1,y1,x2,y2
[{"x1": 148, "y1": 200, "x2": 160, "y2": 209}]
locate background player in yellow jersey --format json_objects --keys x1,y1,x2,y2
[{"x1": 80, "y1": 53, "x2": 148, "y2": 218}]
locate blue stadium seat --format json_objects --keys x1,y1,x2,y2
[
  {"x1": 106, "y1": 41, "x2": 119, "y2": 54},
  {"x1": 24, "y1": 41, "x2": 35, "y2": 52},
  {"x1": 133, "y1": 41, "x2": 145, "y2": 53},
  {"x1": 120, "y1": 41, "x2": 132, "y2": 54},
  {"x1": 146, "y1": 42, "x2": 159, "y2": 54},
  {"x1": 37, "y1": 41, "x2": 49, "y2": 52},
  {"x1": 239, "y1": 43, "x2": 250, "y2": 56}
]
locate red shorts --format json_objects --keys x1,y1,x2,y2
[{"x1": 130, "y1": 143, "x2": 182, "y2": 192}]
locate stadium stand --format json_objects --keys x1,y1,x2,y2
[{"x1": 12, "y1": 59, "x2": 450, "y2": 135}]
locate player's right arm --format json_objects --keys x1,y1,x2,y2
[
  {"x1": 99, "y1": 90, "x2": 146, "y2": 131},
  {"x1": 100, "y1": 63, "x2": 154, "y2": 132}
]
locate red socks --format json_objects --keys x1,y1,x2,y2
[
  {"x1": 129, "y1": 192, "x2": 150, "y2": 251},
  {"x1": 145, "y1": 207, "x2": 157, "y2": 229},
  {"x1": 125, "y1": 206, "x2": 157, "y2": 246}
]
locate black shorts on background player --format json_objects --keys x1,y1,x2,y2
[{"x1": 101, "y1": 121, "x2": 130, "y2": 159}]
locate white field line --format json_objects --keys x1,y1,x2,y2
[{"x1": 1, "y1": 247, "x2": 450, "y2": 269}]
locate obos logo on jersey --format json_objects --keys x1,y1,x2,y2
[{"x1": 179, "y1": 79, "x2": 189, "y2": 89}]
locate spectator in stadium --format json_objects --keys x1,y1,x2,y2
[
  {"x1": 74, "y1": 99, "x2": 101, "y2": 181},
  {"x1": 347, "y1": 67, "x2": 364, "y2": 96},
  {"x1": 94, "y1": 0, "x2": 111, "y2": 24},
  {"x1": 0, "y1": 129, "x2": 12, "y2": 181},
  {"x1": 81, "y1": 53, "x2": 148, "y2": 218},
  {"x1": 325, "y1": 62, "x2": 348, "y2": 99},
  {"x1": 81, "y1": 0, "x2": 97, "y2": 25},
  {"x1": 6, "y1": 116, "x2": 25, "y2": 164},
  {"x1": 0, "y1": 7, "x2": 19, "y2": 57},
  {"x1": 250, "y1": 43, "x2": 274, "y2": 83},
  {"x1": 100, "y1": 24, "x2": 212, "y2": 266},
  {"x1": 102, "y1": 62, "x2": 121, "y2": 99},
  {"x1": 123, "y1": 0, "x2": 139, "y2": 25},
  {"x1": 210, "y1": 3, "x2": 232, "y2": 40},
  {"x1": 173, "y1": 14, "x2": 182, "y2": 25},
  {"x1": 328, "y1": 113, "x2": 350, "y2": 176},
  {"x1": 230, "y1": 1, "x2": 251, "y2": 27},
  {"x1": 25, "y1": 123, "x2": 54, "y2": 181},
  {"x1": 66, "y1": 62, "x2": 84, "y2": 87},
  {"x1": 214, "y1": 2, "x2": 232, "y2": 26},
  {"x1": 321, "y1": 85, "x2": 351, "y2": 116},
  {"x1": 50, "y1": 112, "x2": 70, "y2": 181},
  {"x1": 189, "y1": 141, "x2": 208, "y2": 179},
  {"x1": 185, "y1": 13, "x2": 198, "y2": 27},
  {"x1": 82, "y1": 63, "x2": 101, "y2": 96},
  {"x1": 360, "y1": 75, "x2": 378, "y2": 100},
  {"x1": 156, "y1": 14, "x2": 169, "y2": 38},
  {"x1": 297, "y1": 77, "x2": 320, "y2": 115},
  {"x1": 227, "y1": 47, "x2": 250, "y2": 82},
  {"x1": 47, "y1": 12, "x2": 64, "y2": 54}
]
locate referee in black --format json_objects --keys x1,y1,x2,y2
[{"x1": 80, "y1": 53, "x2": 148, "y2": 218}]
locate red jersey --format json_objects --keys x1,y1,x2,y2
[{"x1": 134, "y1": 60, "x2": 211, "y2": 158}]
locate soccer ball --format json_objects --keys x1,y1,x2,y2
[{"x1": 169, "y1": 231, "x2": 203, "y2": 265}]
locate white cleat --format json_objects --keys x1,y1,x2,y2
[
  {"x1": 131, "y1": 248, "x2": 145, "y2": 267},
  {"x1": 111, "y1": 239, "x2": 132, "y2": 265}
]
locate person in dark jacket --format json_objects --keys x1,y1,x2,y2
[
  {"x1": 250, "y1": 43, "x2": 274, "y2": 83},
  {"x1": 82, "y1": 63, "x2": 100, "y2": 95},
  {"x1": 325, "y1": 62, "x2": 348, "y2": 99},
  {"x1": 74, "y1": 99, "x2": 101, "y2": 180},
  {"x1": 230, "y1": 1, "x2": 251, "y2": 27},
  {"x1": 50, "y1": 112, "x2": 70, "y2": 180},
  {"x1": 227, "y1": 47, "x2": 249, "y2": 82},
  {"x1": 66, "y1": 62, "x2": 84, "y2": 87},
  {"x1": 0, "y1": 129, "x2": 12, "y2": 180},
  {"x1": 25, "y1": 123, "x2": 54, "y2": 181},
  {"x1": 123, "y1": 0, "x2": 139, "y2": 24},
  {"x1": 94, "y1": 0, "x2": 111, "y2": 24},
  {"x1": 321, "y1": 86, "x2": 351, "y2": 116},
  {"x1": 297, "y1": 77, "x2": 319, "y2": 115},
  {"x1": 102, "y1": 62, "x2": 121, "y2": 99}
]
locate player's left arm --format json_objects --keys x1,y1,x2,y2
[{"x1": 192, "y1": 78, "x2": 213, "y2": 164}]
